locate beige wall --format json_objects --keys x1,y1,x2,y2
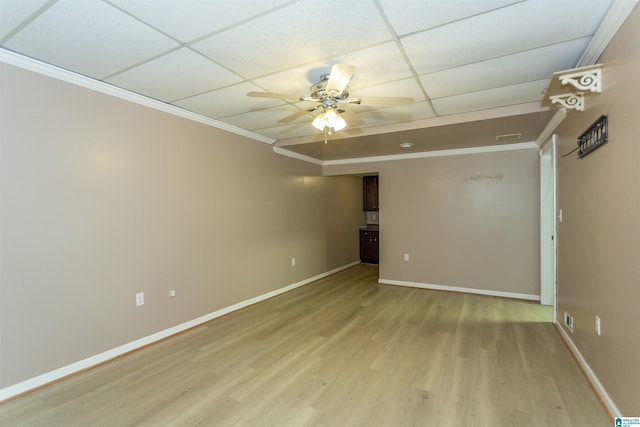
[
  {"x1": 325, "y1": 147, "x2": 540, "y2": 297},
  {"x1": 555, "y1": 4, "x2": 640, "y2": 414},
  {"x1": 0, "y1": 62, "x2": 363, "y2": 389}
]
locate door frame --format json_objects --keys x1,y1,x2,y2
[{"x1": 540, "y1": 136, "x2": 557, "y2": 319}]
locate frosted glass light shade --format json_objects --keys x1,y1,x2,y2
[{"x1": 312, "y1": 109, "x2": 347, "y2": 131}]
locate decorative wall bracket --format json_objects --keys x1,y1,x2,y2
[
  {"x1": 542, "y1": 64, "x2": 603, "y2": 112},
  {"x1": 548, "y1": 93, "x2": 585, "y2": 111}
]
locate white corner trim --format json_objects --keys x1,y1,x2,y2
[
  {"x1": 554, "y1": 324, "x2": 620, "y2": 417},
  {"x1": 323, "y1": 141, "x2": 539, "y2": 166},
  {"x1": 0, "y1": 261, "x2": 360, "y2": 402},
  {"x1": 536, "y1": 109, "x2": 567, "y2": 147},
  {"x1": 0, "y1": 48, "x2": 275, "y2": 145},
  {"x1": 577, "y1": 0, "x2": 640, "y2": 67},
  {"x1": 272, "y1": 147, "x2": 323, "y2": 165},
  {"x1": 274, "y1": 142, "x2": 539, "y2": 166},
  {"x1": 378, "y1": 278, "x2": 540, "y2": 301}
]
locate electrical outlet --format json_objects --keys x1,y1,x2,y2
[
  {"x1": 403, "y1": 253, "x2": 410, "y2": 261},
  {"x1": 291, "y1": 257, "x2": 296, "y2": 266},
  {"x1": 169, "y1": 290, "x2": 176, "y2": 298},
  {"x1": 136, "y1": 292, "x2": 144, "y2": 307},
  {"x1": 595, "y1": 316, "x2": 601, "y2": 336},
  {"x1": 564, "y1": 311, "x2": 573, "y2": 333}
]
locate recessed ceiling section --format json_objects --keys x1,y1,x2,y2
[{"x1": 280, "y1": 110, "x2": 556, "y2": 162}]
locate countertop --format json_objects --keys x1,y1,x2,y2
[{"x1": 359, "y1": 225, "x2": 379, "y2": 231}]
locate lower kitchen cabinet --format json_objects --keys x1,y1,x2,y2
[{"x1": 359, "y1": 229, "x2": 379, "y2": 264}]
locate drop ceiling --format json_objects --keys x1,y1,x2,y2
[{"x1": 0, "y1": 0, "x2": 627, "y2": 162}]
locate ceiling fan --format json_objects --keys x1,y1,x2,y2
[{"x1": 247, "y1": 64, "x2": 415, "y2": 134}]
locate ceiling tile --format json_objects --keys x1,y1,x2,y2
[
  {"x1": 173, "y1": 82, "x2": 285, "y2": 119},
  {"x1": 0, "y1": 0, "x2": 50, "y2": 41},
  {"x1": 401, "y1": 0, "x2": 614, "y2": 74},
  {"x1": 351, "y1": 78, "x2": 427, "y2": 107},
  {"x1": 4, "y1": 0, "x2": 179, "y2": 78},
  {"x1": 191, "y1": 0, "x2": 393, "y2": 79},
  {"x1": 352, "y1": 101, "x2": 436, "y2": 127},
  {"x1": 252, "y1": 42, "x2": 415, "y2": 95},
  {"x1": 421, "y1": 38, "x2": 590, "y2": 99},
  {"x1": 432, "y1": 79, "x2": 549, "y2": 115},
  {"x1": 379, "y1": 0, "x2": 519, "y2": 36},
  {"x1": 108, "y1": 0, "x2": 293, "y2": 42},
  {"x1": 220, "y1": 105, "x2": 313, "y2": 130},
  {"x1": 253, "y1": 122, "x2": 321, "y2": 140},
  {"x1": 107, "y1": 48, "x2": 242, "y2": 102}
]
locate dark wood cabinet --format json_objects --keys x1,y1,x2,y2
[
  {"x1": 359, "y1": 229, "x2": 379, "y2": 264},
  {"x1": 363, "y1": 176, "x2": 379, "y2": 211}
]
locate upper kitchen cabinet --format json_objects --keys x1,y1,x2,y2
[{"x1": 363, "y1": 176, "x2": 379, "y2": 211}]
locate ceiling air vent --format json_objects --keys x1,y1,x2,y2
[{"x1": 495, "y1": 133, "x2": 522, "y2": 142}]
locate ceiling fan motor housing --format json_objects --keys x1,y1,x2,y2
[{"x1": 310, "y1": 74, "x2": 350, "y2": 101}]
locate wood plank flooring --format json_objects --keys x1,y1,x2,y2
[{"x1": 0, "y1": 264, "x2": 611, "y2": 426}]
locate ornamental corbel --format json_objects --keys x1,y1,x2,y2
[
  {"x1": 559, "y1": 68, "x2": 601, "y2": 93},
  {"x1": 549, "y1": 93, "x2": 585, "y2": 111}
]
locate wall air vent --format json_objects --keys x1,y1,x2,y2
[{"x1": 495, "y1": 133, "x2": 522, "y2": 142}]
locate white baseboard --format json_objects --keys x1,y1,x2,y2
[
  {"x1": 0, "y1": 261, "x2": 360, "y2": 402},
  {"x1": 378, "y1": 278, "x2": 540, "y2": 301},
  {"x1": 554, "y1": 323, "x2": 619, "y2": 417}
]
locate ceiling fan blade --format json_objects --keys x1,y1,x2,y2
[
  {"x1": 247, "y1": 91, "x2": 303, "y2": 101},
  {"x1": 358, "y1": 96, "x2": 415, "y2": 106},
  {"x1": 278, "y1": 109, "x2": 310, "y2": 123},
  {"x1": 340, "y1": 108, "x2": 364, "y2": 127},
  {"x1": 325, "y1": 64, "x2": 355, "y2": 96}
]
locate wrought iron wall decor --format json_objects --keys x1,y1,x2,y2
[{"x1": 577, "y1": 114, "x2": 608, "y2": 158}]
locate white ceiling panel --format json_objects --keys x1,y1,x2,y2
[
  {"x1": 0, "y1": 0, "x2": 50, "y2": 40},
  {"x1": 108, "y1": 0, "x2": 293, "y2": 43},
  {"x1": 252, "y1": 42, "x2": 414, "y2": 95},
  {"x1": 107, "y1": 48, "x2": 243, "y2": 102},
  {"x1": 351, "y1": 78, "x2": 427, "y2": 106},
  {"x1": 220, "y1": 105, "x2": 312, "y2": 130},
  {"x1": 379, "y1": 0, "x2": 520, "y2": 36},
  {"x1": 421, "y1": 38, "x2": 591, "y2": 99},
  {"x1": 191, "y1": 0, "x2": 393, "y2": 79},
  {"x1": 174, "y1": 82, "x2": 285, "y2": 119},
  {"x1": 353, "y1": 101, "x2": 436, "y2": 127},
  {"x1": 253, "y1": 122, "x2": 322, "y2": 140},
  {"x1": 3, "y1": 0, "x2": 179, "y2": 78},
  {"x1": 432, "y1": 79, "x2": 549, "y2": 116},
  {"x1": 402, "y1": 0, "x2": 614, "y2": 75}
]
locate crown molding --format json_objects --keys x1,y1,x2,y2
[
  {"x1": 274, "y1": 141, "x2": 539, "y2": 166},
  {"x1": 577, "y1": 0, "x2": 639, "y2": 67},
  {"x1": 536, "y1": 109, "x2": 567, "y2": 146},
  {"x1": 0, "y1": 48, "x2": 276, "y2": 145},
  {"x1": 272, "y1": 147, "x2": 323, "y2": 165}
]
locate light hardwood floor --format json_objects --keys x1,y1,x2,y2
[{"x1": 1, "y1": 264, "x2": 610, "y2": 426}]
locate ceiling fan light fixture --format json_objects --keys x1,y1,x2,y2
[{"x1": 312, "y1": 109, "x2": 347, "y2": 132}]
